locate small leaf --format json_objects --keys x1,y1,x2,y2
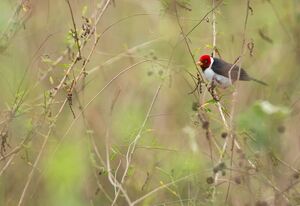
[
  {"x1": 206, "y1": 98, "x2": 218, "y2": 104},
  {"x1": 49, "y1": 76, "x2": 54, "y2": 85},
  {"x1": 61, "y1": 63, "x2": 71, "y2": 68},
  {"x1": 205, "y1": 44, "x2": 212, "y2": 49},
  {"x1": 127, "y1": 166, "x2": 135, "y2": 177}
]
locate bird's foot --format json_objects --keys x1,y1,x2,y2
[{"x1": 208, "y1": 81, "x2": 220, "y2": 101}]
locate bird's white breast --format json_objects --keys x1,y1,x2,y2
[{"x1": 203, "y1": 57, "x2": 232, "y2": 88}]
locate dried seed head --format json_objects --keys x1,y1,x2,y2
[
  {"x1": 147, "y1": 71, "x2": 153, "y2": 76},
  {"x1": 206, "y1": 176, "x2": 214, "y2": 184},
  {"x1": 277, "y1": 125, "x2": 285, "y2": 133},
  {"x1": 192, "y1": 102, "x2": 199, "y2": 111},
  {"x1": 213, "y1": 166, "x2": 219, "y2": 174},
  {"x1": 202, "y1": 121, "x2": 209, "y2": 129},
  {"x1": 293, "y1": 172, "x2": 300, "y2": 179},
  {"x1": 213, "y1": 162, "x2": 226, "y2": 173},
  {"x1": 219, "y1": 162, "x2": 226, "y2": 170},
  {"x1": 240, "y1": 153, "x2": 246, "y2": 159},
  {"x1": 236, "y1": 148, "x2": 242, "y2": 153},
  {"x1": 221, "y1": 132, "x2": 228, "y2": 138},
  {"x1": 234, "y1": 176, "x2": 241, "y2": 184}
]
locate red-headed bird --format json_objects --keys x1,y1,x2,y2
[{"x1": 197, "y1": 54, "x2": 267, "y2": 88}]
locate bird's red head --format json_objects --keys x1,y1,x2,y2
[{"x1": 197, "y1": 54, "x2": 212, "y2": 70}]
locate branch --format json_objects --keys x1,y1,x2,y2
[
  {"x1": 111, "y1": 84, "x2": 162, "y2": 204},
  {"x1": 65, "y1": 0, "x2": 82, "y2": 59}
]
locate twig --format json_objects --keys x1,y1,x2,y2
[
  {"x1": 111, "y1": 84, "x2": 162, "y2": 204},
  {"x1": 212, "y1": 0, "x2": 217, "y2": 57},
  {"x1": 186, "y1": 0, "x2": 224, "y2": 36},
  {"x1": 132, "y1": 173, "x2": 197, "y2": 205},
  {"x1": 17, "y1": 124, "x2": 53, "y2": 206},
  {"x1": 65, "y1": 0, "x2": 82, "y2": 60},
  {"x1": 225, "y1": 0, "x2": 252, "y2": 202},
  {"x1": 0, "y1": 154, "x2": 15, "y2": 176},
  {"x1": 106, "y1": 132, "x2": 133, "y2": 205},
  {"x1": 89, "y1": 38, "x2": 162, "y2": 74}
]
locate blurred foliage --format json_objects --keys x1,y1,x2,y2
[
  {"x1": 45, "y1": 144, "x2": 87, "y2": 206},
  {"x1": 238, "y1": 100, "x2": 289, "y2": 150}
]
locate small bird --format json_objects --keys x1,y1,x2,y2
[{"x1": 196, "y1": 54, "x2": 267, "y2": 88}]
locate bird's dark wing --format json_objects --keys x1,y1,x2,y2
[{"x1": 212, "y1": 58, "x2": 251, "y2": 81}]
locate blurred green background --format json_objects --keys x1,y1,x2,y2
[{"x1": 1, "y1": 0, "x2": 300, "y2": 205}]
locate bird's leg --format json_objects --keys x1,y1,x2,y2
[
  {"x1": 207, "y1": 76, "x2": 217, "y2": 92},
  {"x1": 208, "y1": 76, "x2": 220, "y2": 101}
]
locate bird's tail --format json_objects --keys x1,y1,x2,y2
[{"x1": 250, "y1": 77, "x2": 268, "y2": 86}]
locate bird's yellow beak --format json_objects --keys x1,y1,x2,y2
[{"x1": 196, "y1": 61, "x2": 203, "y2": 67}]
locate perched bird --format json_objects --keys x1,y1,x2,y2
[{"x1": 196, "y1": 54, "x2": 267, "y2": 88}]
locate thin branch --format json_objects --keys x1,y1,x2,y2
[
  {"x1": 65, "y1": 0, "x2": 82, "y2": 59},
  {"x1": 212, "y1": 0, "x2": 217, "y2": 57},
  {"x1": 112, "y1": 84, "x2": 162, "y2": 204},
  {"x1": 132, "y1": 173, "x2": 196, "y2": 205},
  {"x1": 0, "y1": 154, "x2": 15, "y2": 176},
  {"x1": 106, "y1": 133, "x2": 133, "y2": 205},
  {"x1": 17, "y1": 125, "x2": 52, "y2": 206},
  {"x1": 186, "y1": 0, "x2": 224, "y2": 36},
  {"x1": 225, "y1": 0, "x2": 252, "y2": 202}
]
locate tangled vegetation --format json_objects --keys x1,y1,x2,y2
[{"x1": 1, "y1": 0, "x2": 300, "y2": 205}]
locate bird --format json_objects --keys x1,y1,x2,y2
[{"x1": 196, "y1": 54, "x2": 267, "y2": 88}]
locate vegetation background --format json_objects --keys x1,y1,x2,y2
[{"x1": 1, "y1": 0, "x2": 300, "y2": 205}]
